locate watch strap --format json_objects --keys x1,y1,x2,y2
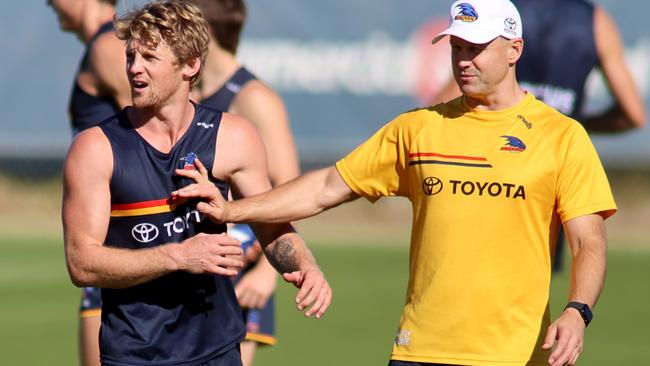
[{"x1": 565, "y1": 301, "x2": 593, "y2": 327}]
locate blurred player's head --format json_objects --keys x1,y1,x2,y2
[
  {"x1": 432, "y1": 0, "x2": 524, "y2": 99},
  {"x1": 115, "y1": 0, "x2": 209, "y2": 90},
  {"x1": 115, "y1": 1, "x2": 209, "y2": 108},
  {"x1": 185, "y1": 0, "x2": 247, "y2": 55},
  {"x1": 48, "y1": 0, "x2": 117, "y2": 33}
]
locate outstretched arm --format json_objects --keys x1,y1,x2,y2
[
  {"x1": 229, "y1": 166, "x2": 358, "y2": 223},
  {"x1": 63, "y1": 128, "x2": 243, "y2": 289},
  {"x1": 174, "y1": 165, "x2": 358, "y2": 225},
  {"x1": 582, "y1": 6, "x2": 646, "y2": 132},
  {"x1": 542, "y1": 214, "x2": 607, "y2": 366}
]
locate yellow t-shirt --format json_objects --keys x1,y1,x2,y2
[{"x1": 335, "y1": 93, "x2": 616, "y2": 365}]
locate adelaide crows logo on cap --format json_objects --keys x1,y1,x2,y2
[
  {"x1": 454, "y1": 3, "x2": 479, "y2": 22},
  {"x1": 500, "y1": 136, "x2": 526, "y2": 152}
]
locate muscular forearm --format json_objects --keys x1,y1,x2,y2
[
  {"x1": 66, "y1": 240, "x2": 179, "y2": 289},
  {"x1": 227, "y1": 169, "x2": 329, "y2": 224},
  {"x1": 66, "y1": 231, "x2": 242, "y2": 289}
]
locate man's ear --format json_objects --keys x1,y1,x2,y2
[
  {"x1": 509, "y1": 38, "x2": 524, "y2": 65},
  {"x1": 183, "y1": 57, "x2": 201, "y2": 81}
]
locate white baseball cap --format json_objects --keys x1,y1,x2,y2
[{"x1": 432, "y1": 0, "x2": 523, "y2": 45}]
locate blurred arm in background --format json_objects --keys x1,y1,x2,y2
[{"x1": 582, "y1": 6, "x2": 646, "y2": 132}]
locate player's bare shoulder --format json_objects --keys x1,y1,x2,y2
[
  {"x1": 213, "y1": 112, "x2": 267, "y2": 180},
  {"x1": 218, "y1": 112, "x2": 263, "y2": 144},
  {"x1": 65, "y1": 127, "x2": 113, "y2": 181},
  {"x1": 231, "y1": 79, "x2": 285, "y2": 116}
]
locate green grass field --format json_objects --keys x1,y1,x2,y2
[{"x1": 1, "y1": 235, "x2": 648, "y2": 365}]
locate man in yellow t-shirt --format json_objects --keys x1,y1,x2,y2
[{"x1": 173, "y1": 0, "x2": 616, "y2": 365}]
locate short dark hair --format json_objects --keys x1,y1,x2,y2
[{"x1": 185, "y1": 0, "x2": 246, "y2": 54}]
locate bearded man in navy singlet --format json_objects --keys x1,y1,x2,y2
[{"x1": 62, "y1": 2, "x2": 331, "y2": 365}]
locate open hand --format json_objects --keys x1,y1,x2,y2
[
  {"x1": 283, "y1": 268, "x2": 332, "y2": 319},
  {"x1": 542, "y1": 308, "x2": 586, "y2": 366}
]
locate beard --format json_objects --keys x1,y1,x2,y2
[
  {"x1": 131, "y1": 74, "x2": 184, "y2": 110},
  {"x1": 132, "y1": 85, "x2": 172, "y2": 109}
]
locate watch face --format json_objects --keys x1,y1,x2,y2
[{"x1": 567, "y1": 302, "x2": 592, "y2": 325}]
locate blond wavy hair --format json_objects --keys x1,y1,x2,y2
[{"x1": 115, "y1": 1, "x2": 209, "y2": 88}]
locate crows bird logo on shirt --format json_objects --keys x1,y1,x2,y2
[
  {"x1": 500, "y1": 135, "x2": 527, "y2": 152},
  {"x1": 454, "y1": 3, "x2": 479, "y2": 22},
  {"x1": 181, "y1": 152, "x2": 198, "y2": 170}
]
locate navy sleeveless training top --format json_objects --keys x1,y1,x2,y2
[
  {"x1": 200, "y1": 67, "x2": 256, "y2": 111},
  {"x1": 98, "y1": 104, "x2": 245, "y2": 365},
  {"x1": 69, "y1": 21, "x2": 119, "y2": 135},
  {"x1": 514, "y1": 0, "x2": 598, "y2": 119}
]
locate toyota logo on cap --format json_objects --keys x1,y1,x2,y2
[{"x1": 132, "y1": 223, "x2": 159, "y2": 243}]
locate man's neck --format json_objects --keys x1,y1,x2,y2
[
  {"x1": 128, "y1": 97, "x2": 196, "y2": 154},
  {"x1": 464, "y1": 77, "x2": 526, "y2": 111}
]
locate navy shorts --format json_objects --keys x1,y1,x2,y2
[
  {"x1": 200, "y1": 345, "x2": 242, "y2": 366},
  {"x1": 79, "y1": 287, "x2": 102, "y2": 317},
  {"x1": 101, "y1": 345, "x2": 242, "y2": 366},
  {"x1": 229, "y1": 224, "x2": 276, "y2": 346}
]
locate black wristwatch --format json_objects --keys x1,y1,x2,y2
[{"x1": 565, "y1": 302, "x2": 593, "y2": 327}]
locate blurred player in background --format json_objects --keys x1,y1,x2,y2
[
  {"x1": 49, "y1": 0, "x2": 131, "y2": 135},
  {"x1": 62, "y1": 1, "x2": 330, "y2": 365},
  {"x1": 432, "y1": 0, "x2": 646, "y2": 131},
  {"x1": 431, "y1": 0, "x2": 646, "y2": 272},
  {"x1": 515, "y1": 0, "x2": 646, "y2": 131},
  {"x1": 187, "y1": 1, "x2": 300, "y2": 364},
  {"x1": 174, "y1": 0, "x2": 616, "y2": 365},
  {"x1": 47, "y1": 1, "x2": 130, "y2": 365}
]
